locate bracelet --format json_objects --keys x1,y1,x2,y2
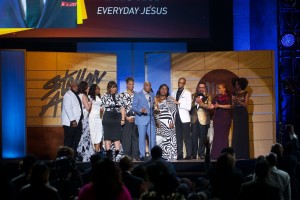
[{"x1": 121, "y1": 120, "x2": 125, "y2": 121}]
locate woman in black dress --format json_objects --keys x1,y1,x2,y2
[
  {"x1": 231, "y1": 77, "x2": 250, "y2": 159},
  {"x1": 101, "y1": 81, "x2": 125, "y2": 160}
]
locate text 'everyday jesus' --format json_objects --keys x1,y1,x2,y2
[{"x1": 97, "y1": 7, "x2": 168, "y2": 15}]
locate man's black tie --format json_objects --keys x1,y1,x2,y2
[{"x1": 26, "y1": 0, "x2": 41, "y2": 28}]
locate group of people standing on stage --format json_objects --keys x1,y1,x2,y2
[{"x1": 61, "y1": 76, "x2": 251, "y2": 162}]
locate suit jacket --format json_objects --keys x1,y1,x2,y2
[
  {"x1": 172, "y1": 89, "x2": 192, "y2": 123},
  {"x1": 191, "y1": 92, "x2": 212, "y2": 125},
  {"x1": 239, "y1": 179, "x2": 281, "y2": 200},
  {"x1": 132, "y1": 90, "x2": 155, "y2": 126},
  {"x1": 61, "y1": 90, "x2": 82, "y2": 126},
  {"x1": 0, "y1": 0, "x2": 76, "y2": 28}
]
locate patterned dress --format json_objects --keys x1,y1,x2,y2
[
  {"x1": 120, "y1": 90, "x2": 139, "y2": 159},
  {"x1": 154, "y1": 96, "x2": 177, "y2": 160},
  {"x1": 76, "y1": 94, "x2": 95, "y2": 162},
  {"x1": 101, "y1": 93, "x2": 125, "y2": 161}
]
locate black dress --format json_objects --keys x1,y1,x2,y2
[
  {"x1": 101, "y1": 93, "x2": 124, "y2": 141},
  {"x1": 232, "y1": 91, "x2": 250, "y2": 159}
]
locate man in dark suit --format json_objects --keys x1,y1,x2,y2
[
  {"x1": 132, "y1": 81, "x2": 156, "y2": 160},
  {"x1": 0, "y1": 0, "x2": 77, "y2": 28}
]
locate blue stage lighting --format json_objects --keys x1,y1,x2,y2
[{"x1": 281, "y1": 33, "x2": 296, "y2": 47}]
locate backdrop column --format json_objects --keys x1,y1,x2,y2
[{"x1": 0, "y1": 50, "x2": 26, "y2": 159}]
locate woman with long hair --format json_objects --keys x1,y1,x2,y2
[
  {"x1": 88, "y1": 84, "x2": 103, "y2": 153},
  {"x1": 76, "y1": 81, "x2": 94, "y2": 162}
]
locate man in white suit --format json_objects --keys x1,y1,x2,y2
[
  {"x1": 61, "y1": 82, "x2": 83, "y2": 156},
  {"x1": 173, "y1": 77, "x2": 192, "y2": 160}
]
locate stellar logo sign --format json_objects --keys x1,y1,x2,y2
[{"x1": 39, "y1": 68, "x2": 106, "y2": 117}]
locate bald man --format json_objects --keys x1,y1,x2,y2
[
  {"x1": 61, "y1": 82, "x2": 83, "y2": 156},
  {"x1": 132, "y1": 81, "x2": 156, "y2": 161}
]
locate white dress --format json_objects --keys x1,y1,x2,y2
[
  {"x1": 89, "y1": 95, "x2": 103, "y2": 150},
  {"x1": 76, "y1": 94, "x2": 95, "y2": 162}
]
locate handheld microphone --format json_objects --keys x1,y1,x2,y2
[{"x1": 149, "y1": 96, "x2": 151, "y2": 102}]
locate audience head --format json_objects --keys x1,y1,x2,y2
[
  {"x1": 56, "y1": 146, "x2": 75, "y2": 159},
  {"x1": 266, "y1": 152, "x2": 278, "y2": 167},
  {"x1": 28, "y1": 161, "x2": 50, "y2": 186},
  {"x1": 194, "y1": 177, "x2": 210, "y2": 193},
  {"x1": 151, "y1": 145, "x2": 163, "y2": 160},
  {"x1": 90, "y1": 152, "x2": 104, "y2": 167},
  {"x1": 119, "y1": 155, "x2": 133, "y2": 172},
  {"x1": 221, "y1": 147, "x2": 235, "y2": 158},
  {"x1": 20, "y1": 154, "x2": 38, "y2": 175},
  {"x1": 254, "y1": 160, "x2": 270, "y2": 180},
  {"x1": 216, "y1": 152, "x2": 235, "y2": 171},
  {"x1": 177, "y1": 183, "x2": 190, "y2": 199},
  {"x1": 132, "y1": 164, "x2": 149, "y2": 183},
  {"x1": 92, "y1": 158, "x2": 123, "y2": 199},
  {"x1": 146, "y1": 160, "x2": 179, "y2": 195},
  {"x1": 270, "y1": 143, "x2": 284, "y2": 158},
  {"x1": 285, "y1": 124, "x2": 295, "y2": 134},
  {"x1": 177, "y1": 177, "x2": 193, "y2": 198},
  {"x1": 54, "y1": 156, "x2": 76, "y2": 179}
]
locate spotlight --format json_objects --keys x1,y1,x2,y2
[{"x1": 281, "y1": 33, "x2": 296, "y2": 47}]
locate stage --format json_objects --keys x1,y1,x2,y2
[{"x1": 76, "y1": 158, "x2": 256, "y2": 181}]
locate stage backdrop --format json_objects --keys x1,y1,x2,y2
[
  {"x1": 26, "y1": 52, "x2": 116, "y2": 159},
  {"x1": 170, "y1": 50, "x2": 275, "y2": 158}
]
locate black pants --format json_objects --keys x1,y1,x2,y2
[
  {"x1": 121, "y1": 120, "x2": 139, "y2": 159},
  {"x1": 191, "y1": 120, "x2": 209, "y2": 157},
  {"x1": 63, "y1": 121, "x2": 82, "y2": 155},
  {"x1": 175, "y1": 114, "x2": 192, "y2": 158}
]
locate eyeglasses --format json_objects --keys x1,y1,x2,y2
[
  {"x1": 198, "y1": 87, "x2": 206, "y2": 89},
  {"x1": 178, "y1": 82, "x2": 185, "y2": 84}
]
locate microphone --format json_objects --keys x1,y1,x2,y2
[{"x1": 149, "y1": 96, "x2": 151, "y2": 102}]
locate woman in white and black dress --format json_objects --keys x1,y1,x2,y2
[
  {"x1": 76, "y1": 81, "x2": 95, "y2": 162},
  {"x1": 101, "y1": 81, "x2": 125, "y2": 161},
  {"x1": 120, "y1": 77, "x2": 139, "y2": 160},
  {"x1": 154, "y1": 84, "x2": 177, "y2": 161},
  {"x1": 88, "y1": 84, "x2": 103, "y2": 153}
]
